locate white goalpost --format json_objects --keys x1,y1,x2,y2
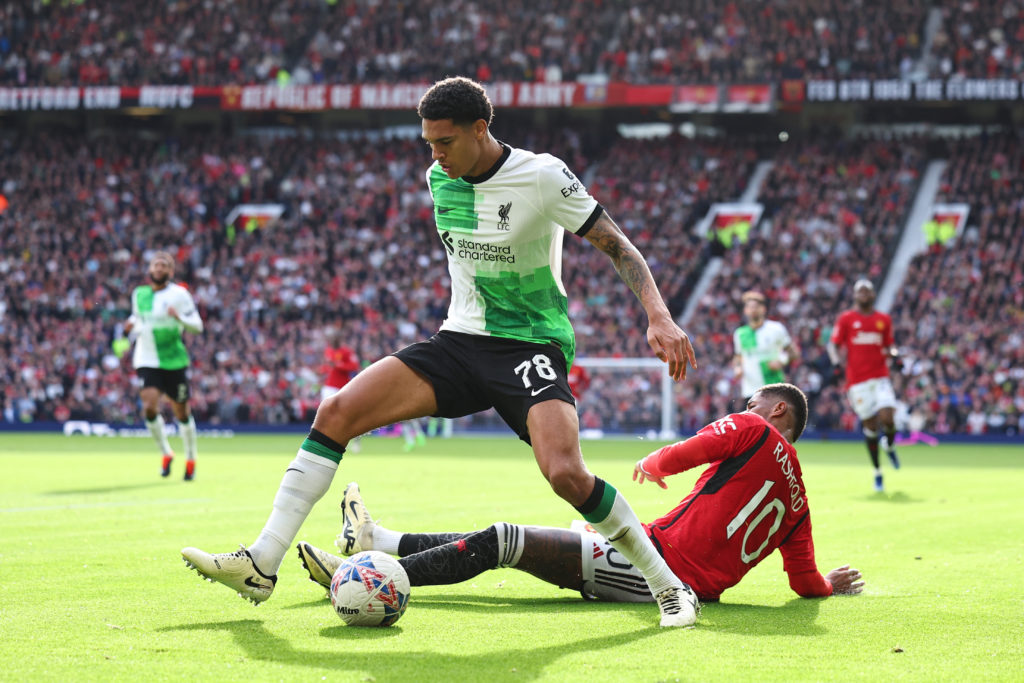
[{"x1": 574, "y1": 357, "x2": 678, "y2": 440}]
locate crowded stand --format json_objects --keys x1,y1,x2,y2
[
  {"x1": 889, "y1": 132, "x2": 1024, "y2": 436},
  {"x1": 2, "y1": 0, "x2": 1022, "y2": 439},
  {"x1": 684, "y1": 133, "x2": 926, "y2": 433},
  {"x1": 930, "y1": 0, "x2": 1024, "y2": 79},
  {"x1": 3, "y1": 125, "x2": 1023, "y2": 436},
  {"x1": 2, "y1": 0, "x2": 937, "y2": 87},
  {"x1": 0, "y1": 132, "x2": 442, "y2": 425},
  {"x1": 0, "y1": 129, "x2": 752, "y2": 431},
  {"x1": 564, "y1": 136, "x2": 757, "y2": 433}
]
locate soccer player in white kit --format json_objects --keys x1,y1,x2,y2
[
  {"x1": 732, "y1": 290, "x2": 797, "y2": 403},
  {"x1": 125, "y1": 251, "x2": 204, "y2": 480},
  {"x1": 182, "y1": 77, "x2": 700, "y2": 627}
]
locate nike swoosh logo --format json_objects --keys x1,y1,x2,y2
[
  {"x1": 244, "y1": 576, "x2": 266, "y2": 589},
  {"x1": 437, "y1": 207, "x2": 453, "y2": 214},
  {"x1": 286, "y1": 467, "x2": 304, "y2": 474},
  {"x1": 342, "y1": 499, "x2": 360, "y2": 552},
  {"x1": 531, "y1": 384, "x2": 556, "y2": 397}
]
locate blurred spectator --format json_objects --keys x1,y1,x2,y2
[
  {"x1": 889, "y1": 131, "x2": 1024, "y2": 436},
  {"x1": 683, "y1": 131, "x2": 924, "y2": 433},
  {"x1": 0, "y1": 0, "x2": 932, "y2": 87},
  {"x1": 930, "y1": 1, "x2": 1024, "y2": 79}
]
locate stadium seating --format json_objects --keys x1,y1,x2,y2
[
  {"x1": 3, "y1": 128, "x2": 1020, "y2": 435},
  {"x1": 889, "y1": 132, "x2": 1024, "y2": 435},
  {"x1": 2, "y1": 2, "x2": 1021, "y2": 436},
  {"x1": 683, "y1": 133, "x2": 926, "y2": 433},
  {"x1": 930, "y1": 1, "x2": 1024, "y2": 79},
  {"x1": 1, "y1": 0, "x2": 938, "y2": 86}
]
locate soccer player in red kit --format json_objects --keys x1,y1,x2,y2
[
  {"x1": 296, "y1": 383, "x2": 864, "y2": 610},
  {"x1": 321, "y1": 336, "x2": 361, "y2": 450},
  {"x1": 321, "y1": 342, "x2": 360, "y2": 401},
  {"x1": 827, "y1": 279, "x2": 900, "y2": 492},
  {"x1": 568, "y1": 363, "x2": 591, "y2": 400}
]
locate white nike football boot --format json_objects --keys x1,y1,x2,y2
[
  {"x1": 335, "y1": 482, "x2": 376, "y2": 556},
  {"x1": 296, "y1": 541, "x2": 344, "y2": 591},
  {"x1": 181, "y1": 545, "x2": 276, "y2": 604},
  {"x1": 655, "y1": 583, "x2": 700, "y2": 627}
]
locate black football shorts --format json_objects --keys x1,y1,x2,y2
[
  {"x1": 137, "y1": 367, "x2": 191, "y2": 403},
  {"x1": 392, "y1": 331, "x2": 575, "y2": 444}
]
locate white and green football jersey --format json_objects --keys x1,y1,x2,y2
[
  {"x1": 733, "y1": 319, "x2": 793, "y2": 397},
  {"x1": 427, "y1": 144, "x2": 601, "y2": 367},
  {"x1": 129, "y1": 283, "x2": 204, "y2": 370}
]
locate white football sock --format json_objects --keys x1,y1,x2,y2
[
  {"x1": 178, "y1": 414, "x2": 198, "y2": 460},
  {"x1": 494, "y1": 522, "x2": 526, "y2": 568},
  {"x1": 146, "y1": 415, "x2": 172, "y2": 454},
  {"x1": 588, "y1": 489, "x2": 680, "y2": 596},
  {"x1": 371, "y1": 525, "x2": 403, "y2": 555},
  {"x1": 249, "y1": 450, "x2": 338, "y2": 574}
]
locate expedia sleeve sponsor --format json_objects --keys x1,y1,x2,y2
[
  {"x1": 456, "y1": 238, "x2": 516, "y2": 263},
  {"x1": 536, "y1": 155, "x2": 599, "y2": 232}
]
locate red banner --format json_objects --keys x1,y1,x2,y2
[
  {"x1": 2, "y1": 80, "x2": 1024, "y2": 112},
  {"x1": 671, "y1": 85, "x2": 721, "y2": 112},
  {"x1": 724, "y1": 85, "x2": 773, "y2": 112}
]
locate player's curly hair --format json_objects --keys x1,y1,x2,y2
[
  {"x1": 759, "y1": 382, "x2": 808, "y2": 442},
  {"x1": 417, "y1": 76, "x2": 494, "y2": 127}
]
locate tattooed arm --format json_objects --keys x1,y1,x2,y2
[{"x1": 583, "y1": 210, "x2": 697, "y2": 381}]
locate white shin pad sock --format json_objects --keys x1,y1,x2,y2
[
  {"x1": 587, "y1": 490, "x2": 679, "y2": 596},
  {"x1": 146, "y1": 415, "x2": 172, "y2": 454},
  {"x1": 178, "y1": 415, "x2": 198, "y2": 460},
  {"x1": 249, "y1": 451, "x2": 338, "y2": 574}
]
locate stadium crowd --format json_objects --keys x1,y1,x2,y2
[
  {"x1": 889, "y1": 132, "x2": 1024, "y2": 436},
  {"x1": 4, "y1": 123, "x2": 1022, "y2": 437},
  {"x1": 0, "y1": 128, "x2": 755, "y2": 431},
  {"x1": 684, "y1": 133, "x2": 926, "y2": 433},
  {"x1": 930, "y1": 0, "x2": 1024, "y2": 79},
  {"x1": 0, "y1": 0, "x2": 954, "y2": 87}
]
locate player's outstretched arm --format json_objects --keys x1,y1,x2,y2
[
  {"x1": 583, "y1": 211, "x2": 697, "y2": 381},
  {"x1": 633, "y1": 436, "x2": 712, "y2": 489},
  {"x1": 633, "y1": 460, "x2": 668, "y2": 489},
  {"x1": 825, "y1": 565, "x2": 864, "y2": 595}
]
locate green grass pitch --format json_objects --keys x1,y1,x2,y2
[{"x1": 1, "y1": 432, "x2": 1022, "y2": 682}]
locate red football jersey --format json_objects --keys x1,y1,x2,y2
[
  {"x1": 830, "y1": 309, "x2": 894, "y2": 387},
  {"x1": 324, "y1": 346, "x2": 359, "y2": 389},
  {"x1": 568, "y1": 364, "x2": 591, "y2": 399},
  {"x1": 641, "y1": 412, "x2": 830, "y2": 601}
]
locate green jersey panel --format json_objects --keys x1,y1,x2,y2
[
  {"x1": 426, "y1": 146, "x2": 599, "y2": 367},
  {"x1": 733, "y1": 320, "x2": 792, "y2": 396},
  {"x1": 130, "y1": 283, "x2": 201, "y2": 370}
]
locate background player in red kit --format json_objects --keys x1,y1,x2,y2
[
  {"x1": 321, "y1": 332, "x2": 361, "y2": 450},
  {"x1": 828, "y1": 279, "x2": 901, "y2": 492},
  {"x1": 321, "y1": 333, "x2": 360, "y2": 401},
  {"x1": 568, "y1": 363, "x2": 591, "y2": 401},
  {"x1": 296, "y1": 383, "x2": 864, "y2": 608}
]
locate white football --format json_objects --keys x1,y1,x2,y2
[{"x1": 329, "y1": 550, "x2": 410, "y2": 627}]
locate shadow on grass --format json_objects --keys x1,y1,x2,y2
[
  {"x1": 283, "y1": 591, "x2": 827, "y2": 637},
  {"x1": 160, "y1": 617, "x2": 661, "y2": 680},
  {"x1": 44, "y1": 481, "x2": 175, "y2": 496},
  {"x1": 697, "y1": 598, "x2": 826, "y2": 636},
  {"x1": 861, "y1": 491, "x2": 921, "y2": 504},
  {"x1": 281, "y1": 591, "x2": 658, "y2": 620}
]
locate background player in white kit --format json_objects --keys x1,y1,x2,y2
[
  {"x1": 732, "y1": 290, "x2": 796, "y2": 403},
  {"x1": 182, "y1": 76, "x2": 701, "y2": 627},
  {"x1": 125, "y1": 251, "x2": 204, "y2": 480}
]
